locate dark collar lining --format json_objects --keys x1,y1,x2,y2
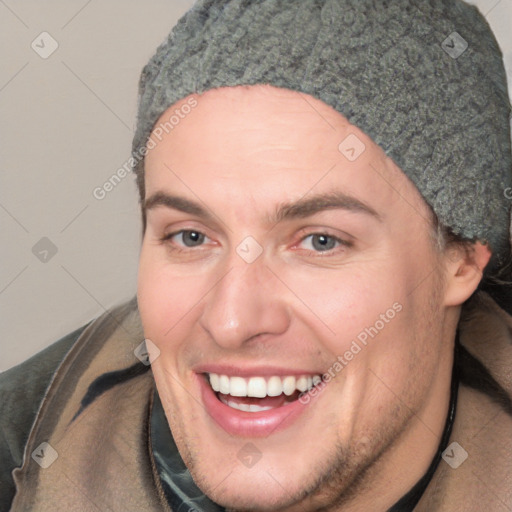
[{"x1": 150, "y1": 388, "x2": 223, "y2": 511}]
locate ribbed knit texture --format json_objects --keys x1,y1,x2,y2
[{"x1": 133, "y1": 0, "x2": 512, "y2": 268}]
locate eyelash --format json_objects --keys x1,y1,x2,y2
[
  {"x1": 159, "y1": 229, "x2": 352, "y2": 255},
  {"x1": 295, "y1": 232, "x2": 352, "y2": 255},
  {"x1": 160, "y1": 230, "x2": 210, "y2": 252}
]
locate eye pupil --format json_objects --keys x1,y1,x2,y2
[
  {"x1": 183, "y1": 231, "x2": 204, "y2": 247},
  {"x1": 312, "y1": 234, "x2": 336, "y2": 251}
]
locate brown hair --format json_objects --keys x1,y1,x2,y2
[{"x1": 432, "y1": 214, "x2": 512, "y2": 314}]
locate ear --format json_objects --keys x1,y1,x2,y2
[{"x1": 443, "y1": 242, "x2": 492, "y2": 306}]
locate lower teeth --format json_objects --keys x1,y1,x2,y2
[{"x1": 218, "y1": 395, "x2": 276, "y2": 412}]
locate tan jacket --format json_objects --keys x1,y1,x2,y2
[{"x1": 7, "y1": 292, "x2": 512, "y2": 511}]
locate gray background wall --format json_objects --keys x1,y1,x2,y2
[{"x1": 1, "y1": 0, "x2": 512, "y2": 372}]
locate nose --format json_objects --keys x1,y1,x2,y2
[{"x1": 198, "y1": 256, "x2": 290, "y2": 350}]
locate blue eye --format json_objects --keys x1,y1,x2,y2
[
  {"x1": 164, "y1": 230, "x2": 207, "y2": 248},
  {"x1": 300, "y1": 234, "x2": 344, "y2": 252}
]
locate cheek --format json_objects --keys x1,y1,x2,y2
[
  {"x1": 137, "y1": 244, "x2": 218, "y2": 358},
  {"x1": 137, "y1": 246, "x2": 191, "y2": 342},
  {"x1": 282, "y1": 263, "x2": 403, "y2": 350}
]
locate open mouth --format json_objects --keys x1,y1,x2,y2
[{"x1": 206, "y1": 373, "x2": 323, "y2": 412}]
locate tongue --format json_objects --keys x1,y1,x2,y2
[{"x1": 217, "y1": 391, "x2": 300, "y2": 408}]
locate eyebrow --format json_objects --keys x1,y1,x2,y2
[
  {"x1": 270, "y1": 191, "x2": 381, "y2": 224},
  {"x1": 143, "y1": 190, "x2": 382, "y2": 225},
  {"x1": 144, "y1": 192, "x2": 207, "y2": 217}
]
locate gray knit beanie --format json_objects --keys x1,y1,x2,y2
[{"x1": 132, "y1": 0, "x2": 512, "y2": 269}]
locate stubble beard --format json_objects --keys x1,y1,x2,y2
[{"x1": 219, "y1": 398, "x2": 417, "y2": 512}]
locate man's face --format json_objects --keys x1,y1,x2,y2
[{"x1": 137, "y1": 85, "x2": 452, "y2": 510}]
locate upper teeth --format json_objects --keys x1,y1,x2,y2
[{"x1": 208, "y1": 373, "x2": 322, "y2": 397}]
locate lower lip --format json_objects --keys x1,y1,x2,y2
[{"x1": 198, "y1": 375, "x2": 317, "y2": 437}]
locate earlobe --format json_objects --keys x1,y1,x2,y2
[{"x1": 443, "y1": 242, "x2": 492, "y2": 306}]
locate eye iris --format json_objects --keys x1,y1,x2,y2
[
  {"x1": 182, "y1": 231, "x2": 204, "y2": 247},
  {"x1": 312, "y1": 234, "x2": 336, "y2": 251}
]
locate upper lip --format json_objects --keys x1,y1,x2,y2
[{"x1": 193, "y1": 363, "x2": 324, "y2": 377}]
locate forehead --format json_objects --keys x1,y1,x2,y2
[{"x1": 143, "y1": 84, "x2": 431, "y2": 226}]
